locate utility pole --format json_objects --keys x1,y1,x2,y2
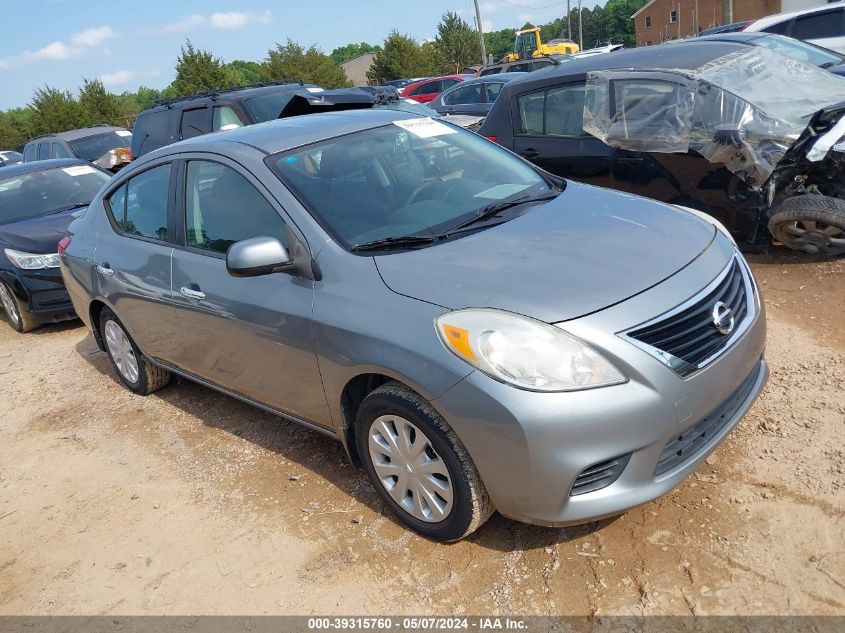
[
  {"x1": 473, "y1": 0, "x2": 487, "y2": 64},
  {"x1": 578, "y1": 0, "x2": 583, "y2": 49},
  {"x1": 567, "y1": 0, "x2": 572, "y2": 40}
]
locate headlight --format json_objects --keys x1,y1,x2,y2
[
  {"x1": 4, "y1": 248, "x2": 61, "y2": 270},
  {"x1": 435, "y1": 309, "x2": 626, "y2": 392}
]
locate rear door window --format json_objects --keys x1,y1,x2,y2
[
  {"x1": 37, "y1": 142, "x2": 50, "y2": 160},
  {"x1": 484, "y1": 82, "x2": 506, "y2": 103},
  {"x1": 762, "y1": 19, "x2": 793, "y2": 36},
  {"x1": 212, "y1": 106, "x2": 244, "y2": 132},
  {"x1": 479, "y1": 67, "x2": 501, "y2": 76},
  {"x1": 411, "y1": 81, "x2": 443, "y2": 96},
  {"x1": 107, "y1": 164, "x2": 172, "y2": 241},
  {"x1": 50, "y1": 143, "x2": 70, "y2": 159},
  {"x1": 180, "y1": 108, "x2": 211, "y2": 140},
  {"x1": 545, "y1": 84, "x2": 589, "y2": 137},
  {"x1": 517, "y1": 91, "x2": 545, "y2": 135},
  {"x1": 443, "y1": 84, "x2": 483, "y2": 105},
  {"x1": 507, "y1": 63, "x2": 531, "y2": 72},
  {"x1": 23, "y1": 144, "x2": 36, "y2": 162},
  {"x1": 532, "y1": 60, "x2": 553, "y2": 70}
]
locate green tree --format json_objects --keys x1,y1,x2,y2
[
  {"x1": 78, "y1": 79, "x2": 122, "y2": 126},
  {"x1": 0, "y1": 108, "x2": 35, "y2": 150},
  {"x1": 135, "y1": 86, "x2": 163, "y2": 111},
  {"x1": 172, "y1": 40, "x2": 235, "y2": 96},
  {"x1": 225, "y1": 60, "x2": 266, "y2": 85},
  {"x1": 435, "y1": 11, "x2": 482, "y2": 72},
  {"x1": 484, "y1": 28, "x2": 516, "y2": 62},
  {"x1": 600, "y1": 0, "x2": 646, "y2": 47},
  {"x1": 29, "y1": 87, "x2": 86, "y2": 136},
  {"x1": 330, "y1": 42, "x2": 380, "y2": 65},
  {"x1": 367, "y1": 31, "x2": 440, "y2": 83},
  {"x1": 263, "y1": 40, "x2": 351, "y2": 88}
]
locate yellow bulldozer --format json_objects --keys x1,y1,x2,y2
[{"x1": 504, "y1": 27, "x2": 580, "y2": 61}]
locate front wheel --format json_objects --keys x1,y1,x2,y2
[
  {"x1": 0, "y1": 281, "x2": 35, "y2": 333},
  {"x1": 356, "y1": 383, "x2": 493, "y2": 542},
  {"x1": 768, "y1": 195, "x2": 845, "y2": 256}
]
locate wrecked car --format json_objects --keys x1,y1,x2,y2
[
  {"x1": 23, "y1": 126, "x2": 133, "y2": 174},
  {"x1": 480, "y1": 41, "x2": 845, "y2": 255}
]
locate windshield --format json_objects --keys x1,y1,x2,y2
[
  {"x1": 68, "y1": 131, "x2": 131, "y2": 162},
  {"x1": 270, "y1": 119, "x2": 552, "y2": 250},
  {"x1": 753, "y1": 34, "x2": 844, "y2": 69},
  {"x1": 245, "y1": 88, "x2": 320, "y2": 123},
  {"x1": 0, "y1": 164, "x2": 109, "y2": 224}
]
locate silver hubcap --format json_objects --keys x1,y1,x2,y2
[
  {"x1": 0, "y1": 284, "x2": 19, "y2": 326},
  {"x1": 104, "y1": 320, "x2": 139, "y2": 383},
  {"x1": 780, "y1": 220, "x2": 845, "y2": 255},
  {"x1": 368, "y1": 415, "x2": 453, "y2": 523}
]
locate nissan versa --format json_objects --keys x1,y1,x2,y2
[{"x1": 59, "y1": 110, "x2": 768, "y2": 541}]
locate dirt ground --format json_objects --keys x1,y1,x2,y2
[{"x1": 0, "y1": 254, "x2": 843, "y2": 616}]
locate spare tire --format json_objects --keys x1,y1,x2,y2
[{"x1": 768, "y1": 195, "x2": 845, "y2": 256}]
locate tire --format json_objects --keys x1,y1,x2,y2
[
  {"x1": 356, "y1": 382, "x2": 493, "y2": 542},
  {"x1": 0, "y1": 280, "x2": 36, "y2": 333},
  {"x1": 99, "y1": 307, "x2": 170, "y2": 395},
  {"x1": 768, "y1": 195, "x2": 845, "y2": 256}
]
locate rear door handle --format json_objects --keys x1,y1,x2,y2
[
  {"x1": 96, "y1": 263, "x2": 115, "y2": 276},
  {"x1": 179, "y1": 286, "x2": 206, "y2": 301},
  {"x1": 519, "y1": 148, "x2": 540, "y2": 159}
]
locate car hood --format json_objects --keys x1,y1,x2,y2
[
  {"x1": 0, "y1": 207, "x2": 80, "y2": 253},
  {"x1": 374, "y1": 182, "x2": 715, "y2": 323}
]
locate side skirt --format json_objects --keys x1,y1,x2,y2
[{"x1": 149, "y1": 357, "x2": 340, "y2": 440}]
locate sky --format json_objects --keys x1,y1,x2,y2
[{"x1": 0, "y1": 0, "x2": 601, "y2": 110}]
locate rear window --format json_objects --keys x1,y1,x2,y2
[
  {"x1": 132, "y1": 110, "x2": 173, "y2": 158},
  {"x1": 479, "y1": 67, "x2": 502, "y2": 76},
  {"x1": 244, "y1": 89, "x2": 311, "y2": 123},
  {"x1": 68, "y1": 131, "x2": 131, "y2": 162}
]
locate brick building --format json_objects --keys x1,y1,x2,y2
[{"x1": 632, "y1": 0, "x2": 822, "y2": 45}]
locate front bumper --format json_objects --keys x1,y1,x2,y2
[
  {"x1": 432, "y1": 241, "x2": 768, "y2": 526},
  {"x1": 3, "y1": 268, "x2": 78, "y2": 324}
]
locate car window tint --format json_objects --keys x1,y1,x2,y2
[
  {"x1": 414, "y1": 81, "x2": 442, "y2": 95},
  {"x1": 212, "y1": 106, "x2": 243, "y2": 131},
  {"x1": 480, "y1": 67, "x2": 501, "y2": 76},
  {"x1": 51, "y1": 143, "x2": 70, "y2": 159},
  {"x1": 444, "y1": 84, "x2": 483, "y2": 105},
  {"x1": 37, "y1": 143, "x2": 50, "y2": 160},
  {"x1": 485, "y1": 82, "x2": 506, "y2": 103},
  {"x1": 762, "y1": 18, "x2": 793, "y2": 36},
  {"x1": 180, "y1": 108, "x2": 210, "y2": 140},
  {"x1": 791, "y1": 9, "x2": 844, "y2": 40},
  {"x1": 23, "y1": 144, "x2": 36, "y2": 162},
  {"x1": 134, "y1": 110, "x2": 173, "y2": 157},
  {"x1": 532, "y1": 60, "x2": 553, "y2": 70},
  {"x1": 441, "y1": 79, "x2": 461, "y2": 89},
  {"x1": 508, "y1": 63, "x2": 531, "y2": 72},
  {"x1": 545, "y1": 84, "x2": 589, "y2": 137},
  {"x1": 517, "y1": 91, "x2": 545, "y2": 134},
  {"x1": 111, "y1": 164, "x2": 171, "y2": 240},
  {"x1": 184, "y1": 161, "x2": 288, "y2": 254}
]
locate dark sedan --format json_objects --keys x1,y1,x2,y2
[
  {"x1": 429, "y1": 73, "x2": 528, "y2": 117},
  {"x1": 695, "y1": 32, "x2": 845, "y2": 76},
  {"x1": 0, "y1": 159, "x2": 110, "y2": 332}
]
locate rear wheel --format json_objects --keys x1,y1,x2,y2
[
  {"x1": 99, "y1": 307, "x2": 170, "y2": 395},
  {"x1": 768, "y1": 195, "x2": 845, "y2": 256},
  {"x1": 0, "y1": 281, "x2": 35, "y2": 333},
  {"x1": 356, "y1": 382, "x2": 493, "y2": 542}
]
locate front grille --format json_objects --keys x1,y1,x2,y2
[
  {"x1": 570, "y1": 453, "x2": 631, "y2": 496},
  {"x1": 654, "y1": 362, "x2": 761, "y2": 476},
  {"x1": 626, "y1": 258, "x2": 751, "y2": 376}
]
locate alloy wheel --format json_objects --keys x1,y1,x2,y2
[
  {"x1": 104, "y1": 320, "x2": 140, "y2": 383},
  {"x1": 0, "y1": 283, "x2": 20, "y2": 327},
  {"x1": 368, "y1": 414, "x2": 454, "y2": 522},
  {"x1": 779, "y1": 219, "x2": 845, "y2": 255}
]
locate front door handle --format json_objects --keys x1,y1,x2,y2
[
  {"x1": 96, "y1": 263, "x2": 115, "y2": 276},
  {"x1": 519, "y1": 148, "x2": 540, "y2": 159},
  {"x1": 179, "y1": 286, "x2": 206, "y2": 301}
]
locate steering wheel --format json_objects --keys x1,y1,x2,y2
[{"x1": 408, "y1": 178, "x2": 463, "y2": 206}]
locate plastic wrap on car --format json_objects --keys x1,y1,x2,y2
[{"x1": 582, "y1": 48, "x2": 845, "y2": 188}]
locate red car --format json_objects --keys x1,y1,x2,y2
[{"x1": 400, "y1": 75, "x2": 466, "y2": 103}]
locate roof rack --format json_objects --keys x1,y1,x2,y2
[{"x1": 151, "y1": 78, "x2": 305, "y2": 108}]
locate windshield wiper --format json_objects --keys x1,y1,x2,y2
[
  {"x1": 50, "y1": 202, "x2": 89, "y2": 215},
  {"x1": 351, "y1": 234, "x2": 437, "y2": 252},
  {"x1": 820, "y1": 61, "x2": 837, "y2": 69},
  {"x1": 441, "y1": 192, "x2": 560, "y2": 237}
]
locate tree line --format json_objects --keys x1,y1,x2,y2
[{"x1": 0, "y1": 0, "x2": 645, "y2": 150}]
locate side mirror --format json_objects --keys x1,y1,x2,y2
[{"x1": 226, "y1": 236, "x2": 293, "y2": 278}]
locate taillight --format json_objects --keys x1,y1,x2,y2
[
  {"x1": 57, "y1": 236, "x2": 72, "y2": 254},
  {"x1": 485, "y1": 136, "x2": 498, "y2": 142}
]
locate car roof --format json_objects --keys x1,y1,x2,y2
[
  {"x1": 499, "y1": 39, "x2": 749, "y2": 94},
  {"x1": 746, "y1": 0, "x2": 845, "y2": 29},
  {"x1": 695, "y1": 32, "x2": 765, "y2": 43},
  {"x1": 0, "y1": 158, "x2": 91, "y2": 178},
  {"x1": 28, "y1": 126, "x2": 128, "y2": 143},
  {"x1": 403, "y1": 75, "x2": 465, "y2": 91},
  {"x1": 452, "y1": 73, "x2": 529, "y2": 87},
  {"x1": 141, "y1": 109, "x2": 426, "y2": 159}
]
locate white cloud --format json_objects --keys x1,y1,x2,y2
[
  {"x1": 482, "y1": 19, "x2": 494, "y2": 32},
  {"x1": 0, "y1": 25, "x2": 115, "y2": 69},
  {"x1": 480, "y1": 2, "x2": 498, "y2": 13},
  {"x1": 150, "y1": 10, "x2": 273, "y2": 35},
  {"x1": 100, "y1": 69, "x2": 135, "y2": 86}
]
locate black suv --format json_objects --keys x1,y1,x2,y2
[
  {"x1": 477, "y1": 56, "x2": 567, "y2": 76},
  {"x1": 131, "y1": 82, "x2": 321, "y2": 158},
  {"x1": 23, "y1": 126, "x2": 132, "y2": 171}
]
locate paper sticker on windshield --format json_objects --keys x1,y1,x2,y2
[
  {"x1": 115, "y1": 130, "x2": 132, "y2": 137},
  {"x1": 62, "y1": 165, "x2": 96, "y2": 176},
  {"x1": 306, "y1": 87, "x2": 324, "y2": 93},
  {"x1": 393, "y1": 118, "x2": 457, "y2": 138}
]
